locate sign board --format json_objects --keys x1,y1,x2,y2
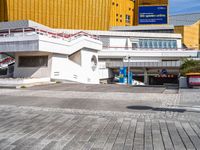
[
  {"x1": 189, "y1": 76, "x2": 200, "y2": 86},
  {"x1": 119, "y1": 67, "x2": 127, "y2": 83},
  {"x1": 139, "y1": 6, "x2": 168, "y2": 24}
]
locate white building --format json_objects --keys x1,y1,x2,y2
[
  {"x1": 0, "y1": 20, "x2": 102, "y2": 84},
  {"x1": 60, "y1": 28, "x2": 198, "y2": 85},
  {"x1": 0, "y1": 20, "x2": 199, "y2": 85}
]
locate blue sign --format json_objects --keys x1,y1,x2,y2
[
  {"x1": 139, "y1": 6, "x2": 168, "y2": 24},
  {"x1": 161, "y1": 69, "x2": 168, "y2": 75},
  {"x1": 119, "y1": 67, "x2": 127, "y2": 83}
]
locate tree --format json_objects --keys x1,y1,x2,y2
[{"x1": 180, "y1": 59, "x2": 200, "y2": 76}]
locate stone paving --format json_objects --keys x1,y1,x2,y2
[
  {"x1": 0, "y1": 84, "x2": 199, "y2": 150},
  {"x1": 0, "y1": 106, "x2": 199, "y2": 150}
]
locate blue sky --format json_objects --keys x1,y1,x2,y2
[{"x1": 170, "y1": 0, "x2": 200, "y2": 15}]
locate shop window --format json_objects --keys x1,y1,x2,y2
[{"x1": 18, "y1": 56, "x2": 48, "y2": 67}]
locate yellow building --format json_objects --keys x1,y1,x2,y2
[
  {"x1": 171, "y1": 13, "x2": 200, "y2": 50},
  {"x1": 0, "y1": 0, "x2": 134, "y2": 30},
  {"x1": 0, "y1": 0, "x2": 168, "y2": 30}
]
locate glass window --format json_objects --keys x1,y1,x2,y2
[
  {"x1": 158, "y1": 40, "x2": 162, "y2": 48},
  {"x1": 172, "y1": 41, "x2": 177, "y2": 48},
  {"x1": 163, "y1": 41, "x2": 167, "y2": 48},
  {"x1": 139, "y1": 40, "x2": 143, "y2": 48},
  {"x1": 153, "y1": 40, "x2": 158, "y2": 48},
  {"x1": 149, "y1": 40, "x2": 153, "y2": 48},
  {"x1": 144, "y1": 40, "x2": 148, "y2": 48},
  {"x1": 125, "y1": 15, "x2": 130, "y2": 23},
  {"x1": 132, "y1": 43, "x2": 138, "y2": 49},
  {"x1": 139, "y1": 39, "x2": 177, "y2": 49},
  {"x1": 18, "y1": 56, "x2": 48, "y2": 67}
]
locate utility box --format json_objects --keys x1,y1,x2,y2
[{"x1": 179, "y1": 77, "x2": 188, "y2": 88}]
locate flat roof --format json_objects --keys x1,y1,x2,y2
[
  {"x1": 0, "y1": 20, "x2": 53, "y2": 32},
  {"x1": 0, "y1": 20, "x2": 182, "y2": 39},
  {"x1": 58, "y1": 29, "x2": 182, "y2": 39}
]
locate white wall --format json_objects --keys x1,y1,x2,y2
[
  {"x1": 177, "y1": 39, "x2": 182, "y2": 48},
  {"x1": 51, "y1": 49, "x2": 100, "y2": 84},
  {"x1": 109, "y1": 37, "x2": 132, "y2": 48}
]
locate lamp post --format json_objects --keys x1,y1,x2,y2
[{"x1": 126, "y1": 56, "x2": 131, "y2": 85}]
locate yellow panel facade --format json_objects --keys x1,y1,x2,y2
[
  {"x1": 110, "y1": 0, "x2": 134, "y2": 27},
  {"x1": 175, "y1": 21, "x2": 200, "y2": 50},
  {"x1": 0, "y1": 0, "x2": 113, "y2": 30},
  {"x1": 0, "y1": 0, "x2": 169, "y2": 30}
]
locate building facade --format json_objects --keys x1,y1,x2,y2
[
  {"x1": 0, "y1": 0, "x2": 168, "y2": 30},
  {"x1": 63, "y1": 28, "x2": 198, "y2": 85},
  {"x1": 1, "y1": 20, "x2": 198, "y2": 86},
  {"x1": 170, "y1": 13, "x2": 200, "y2": 50}
]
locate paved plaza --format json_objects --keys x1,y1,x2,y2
[{"x1": 0, "y1": 84, "x2": 199, "y2": 150}]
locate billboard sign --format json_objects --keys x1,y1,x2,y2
[{"x1": 139, "y1": 6, "x2": 168, "y2": 24}]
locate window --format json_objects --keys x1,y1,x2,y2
[
  {"x1": 153, "y1": 40, "x2": 158, "y2": 48},
  {"x1": 116, "y1": 14, "x2": 118, "y2": 16},
  {"x1": 116, "y1": 19, "x2": 118, "y2": 22},
  {"x1": 149, "y1": 40, "x2": 153, "y2": 48},
  {"x1": 116, "y1": 3, "x2": 118, "y2": 6},
  {"x1": 125, "y1": 15, "x2": 130, "y2": 23},
  {"x1": 158, "y1": 40, "x2": 162, "y2": 48},
  {"x1": 138, "y1": 39, "x2": 178, "y2": 49},
  {"x1": 18, "y1": 56, "x2": 48, "y2": 67},
  {"x1": 163, "y1": 41, "x2": 167, "y2": 48},
  {"x1": 132, "y1": 43, "x2": 138, "y2": 49},
  {"x1": 139, "y1": 40, "x2": 143, "y2": 48},
  {"x1": 112, "y1": 2, "x2": 115, "y2": 5},
  {"x1": 172, "y1": 41, "x2": 177, "y2": 48},
  {"x1": 144, "y1": 40, "x2": 148, "y2": 48}
]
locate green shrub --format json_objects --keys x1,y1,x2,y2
[{"x1": 180, "y1": 59, "x2": 200, "y2": 76}]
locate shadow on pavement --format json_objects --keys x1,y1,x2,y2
[{"x1": 126, "y1": 105, "x2": 186, "y2": 113}]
